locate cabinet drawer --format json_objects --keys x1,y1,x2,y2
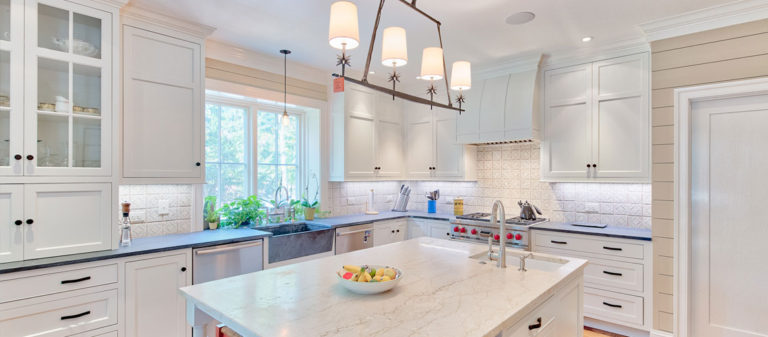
[
  {"x1": 0, "y1": 288, "x2": 118, "y2": 336},
  {"x1": 503, "y1": 295, "x2": 558, "y2": 337},
  {"x1": 534, "y1": 232, "x2": 644, "y2": 259},
  {"x1": 584, "y1": 258, "x2": 644, "y2": 293},
  {"x1": 584, "y1": 287, "x2": 643, "y2": 327},
  {"x1": 0, "y1": 263, "x2": 118, "y2": 303}
]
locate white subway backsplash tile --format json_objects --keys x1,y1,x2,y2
[{"x1": 330, "y1": 143, "x2": 651, "y2": 230}]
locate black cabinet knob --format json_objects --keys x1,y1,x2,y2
[
  {"x1": 586, "y1": 164, "x2": 590, "y2": 168},
  {"x1": 14, "y1": 220, "x2": 22, "y2": 226},
  {"x1": 26, "y1": 155, "x2": 33, "y2": 160},
  {"x1": 26, "y1": 219, "x2": 33, "y2": 225},
  {"x1": 14, "y1": 154, "x2": 21, "y2": 160},
  {"x1": 396, "y1": 229, "x2": 400, "y2": 233},
  {"x1": 181, "y1": 267, "x2": 187, "y2": 272},
  {"x1": 195, "y1": 162, "x2": 201, "y2": 167},
  {"x1": 593, "y1": 163, "x2": 597, "y2": 168}
]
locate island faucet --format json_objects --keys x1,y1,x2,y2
[
  {"x1": 519, "y1": 253, "x2": 533, "y2": 272},
  {"x1": 490, "y1": 200, "x2": 506, "y2": 268}
]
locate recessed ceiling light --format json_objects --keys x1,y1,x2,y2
[
  {"x1": 581, "y1": 36, "x2": 593, "y2": 42},
  {"x1": 505, "y1": 12, "x2": 535, "y2": 25}
]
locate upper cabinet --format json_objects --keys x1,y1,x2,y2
[
  {"x1": 120, "y1": 7, "x2": 214, "y2": 184},
  {"x1": 330, "y1": 80, "x2": 475, "y2": 182},
  {"x1": 456, "y1": 63, "x2": 541, "y2": 145},
  {"x1": 540, "y1": 53, "x2": 650, "y2": 182},
  {"x1": 0, "y1": 0, "x2": 115, "y2": 177}
]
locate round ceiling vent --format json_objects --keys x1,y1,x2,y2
[{"x1": 505, "y1": 12, "x2": 535, "y2": 25}]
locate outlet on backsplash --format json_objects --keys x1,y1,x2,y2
[{"x1": 158, "y1": 200, "x2": 170, "y2": 215}]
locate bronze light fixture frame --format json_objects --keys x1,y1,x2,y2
[{"x1": 333, "y1": 0, "x2": 463, "y2": 113}]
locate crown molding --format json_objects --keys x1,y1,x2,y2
[
  {"x1": 91, "y1": 0, "x2": 129, "y2": 8},
  {"x1": 121, "y1": 5, "x2": 216, "y2": 39},
  {"x1": 640, "y1": 0, "x2": 768, "y2": 41}
]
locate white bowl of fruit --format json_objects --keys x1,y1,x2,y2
[{"x1": 337, "y1": 265, "x2": 402, "y2": 295}]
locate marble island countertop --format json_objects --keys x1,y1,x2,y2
[{"x1": 179, "y1": 237, "x2": 587, "y2": 337}]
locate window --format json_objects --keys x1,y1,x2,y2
[
  {"x1": 256, "y1": 110, "x2": 300, "y2": 201},
  {"x1": 204, "y1": 102, "x2": 250, "y2": 206}
]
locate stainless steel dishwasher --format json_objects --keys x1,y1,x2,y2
[
  {"x1": 335, "y1": 223, "x2": 373, "y2": 254},
  {"x1": 192, "y1": 240, "x2": 264, "y2": 284}
]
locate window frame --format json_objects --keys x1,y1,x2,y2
[
  {"x1": 203, "y1": 98, "x2": 253, "y2": 206},
  {"x1": 204, "y1": 93, "x2": 307, "y2": 205}
]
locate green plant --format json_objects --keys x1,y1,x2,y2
[
  {"x1": 203, "y1": 196, "x2": 217, "y2": 223},
  {"x1": 301, "y1": 174, "x2": 320, "y2": 209},
  {"x1": 217, "y1": 195, "x2": 267, "y2": 228}
]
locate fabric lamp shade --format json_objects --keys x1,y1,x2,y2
[
  {"x1": 381, "y1": 27, "x2": 408, "y2": 67},
  {"x1": 450, "y1": 61, "x2": 471, "y2": 90},
  {"x1": 420, "y1": 47, "x2": 444, "y2": 81},
  {"x1": 328, "y1": 1, "x2": 360, "y2": 50}
]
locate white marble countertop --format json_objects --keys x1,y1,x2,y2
[{"x1": 179, "y1": 238, "x2": 587, "y2": 337}]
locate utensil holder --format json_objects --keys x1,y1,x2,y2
[{"x1": 427, "y1": 200, "x2": 436, "y2": 213}]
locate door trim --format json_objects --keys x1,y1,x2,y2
[{"x1": 674, "y1": 77, "x2": 768, "y2": 337}]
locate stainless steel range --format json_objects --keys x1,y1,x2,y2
[{"x1": 449, "y1": 212, "x2": 547, "y2": 250}]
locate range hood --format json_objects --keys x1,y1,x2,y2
[{"x1": 456, "y1": 55, "x2": 542, "y2": 145}]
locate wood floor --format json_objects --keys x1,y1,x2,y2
[{"x1": 584, "y1": 327, "x2": 626, "y2": 337}]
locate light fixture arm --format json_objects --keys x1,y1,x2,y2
[{"x1": 358, "y1": 0, "x2": 456, "y2": 110}]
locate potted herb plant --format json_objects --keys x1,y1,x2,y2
[
  {"x1": 203, "y1": 196, "x2": 219, "y2": 230},
  {"x1": 301, "y1": 174, "x2": 320, "y2": 220}
]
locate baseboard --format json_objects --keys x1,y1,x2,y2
[
  {"x1": 650, "y1": 330, "x2": 673, "y2": 337},
  {"x1": 584, "y1": 317, "x2": 649, "y2": 337}
]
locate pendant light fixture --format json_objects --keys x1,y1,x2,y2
[
  {"x1": 328, "y1": 1, "x2": 360, "y2": 76},
  {"x1": 327, "y1": 0, "x2": 470, "y2": 114},
  {"x1": 280, "y1": 49, "x2": 291, "y2": 127},
  {"x1": 450, "y1": 61, "x2": 471, "y2": 113},
  {"x1": 381, "y1": 26, "x2": 407, "y2": 100}
]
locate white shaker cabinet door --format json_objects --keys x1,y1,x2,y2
[
  {"x1": 23, "y1": 183, "x2": 111, "y2": 259},
  {"x1": 541, "y1": 64, "x2": 592, "y2": 180},
  {"x1": 122, "y1": 26, "x2": 203, "y2": 181},
  {"x1": 404, "y1": 102, "x2": 434, "y2": 179},
  {"x1": 125, "y1": 253, "x2": 190, "y2": 337},
  {"x1": 433, "y1": 107, "x2": 463, "y2": 178},
  {"x1": 591, "y1": 53, "x2": 649, "y2": 179},
  {"x1": 345, "y1": 113, "x2": 377, "y2": 179},
  {"x1": 0, "y1": 185, "x2": 23, "y2": 263}
]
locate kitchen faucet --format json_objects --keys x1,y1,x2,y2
[
  {"x1": 490, "y1": 200, "x2": 506, "y2": 268},
  {"x1": 519, "y1": 253, "x2": 533, "y2": 272}
]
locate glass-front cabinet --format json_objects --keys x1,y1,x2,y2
[{"x1": 1, "y1": 0, "x2": 112, "y2": 176}]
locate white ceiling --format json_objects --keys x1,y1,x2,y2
[{"x1": 130, "y1": 0, "x2": 735, "y2": 81}]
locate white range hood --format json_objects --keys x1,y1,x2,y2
[{"x1": 456, "y1": 55, "x2": 542, "y2": 144}]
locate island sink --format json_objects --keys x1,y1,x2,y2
[{"x1": 469, "y1": 249, "x2": 568, "y2": 272}]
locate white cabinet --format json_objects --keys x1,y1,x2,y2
[
  {"x1": 403, "y1": 101, "x2": 476, "y2": 180},
  {"x1": 373, "y1": 219, "x2": 406, "y2": 246},
  {"x1": 427, "y1": 220, "x2": 452, "y2": 240},
  {"x1": 406, "y1": 218, "x2": 429, "y2": 239},
  {"x1": 24, "y1": 183, "x2": 112, "y2": 259},
  {"x1": 122, "y1": 24, "x2": 205, "y2": 183},
  {"x1": 125, "y1": 252, "x2": 191, "y2": 337},
  {"x1": 541, "y1": 53, "x2": 649, "y2": 182},
  {"x1": 502, "y1": 276, "x2": 582, "y2": 337},
  {"x1": 0, "y1": 185, "x2": 22, "y2": 263},
  {"x1": 0, "y1": 183, "x2": 111, "y2": 262},
  {"x1": 0, "y1": 0, "x2": 23, "y2": 176},
  {"x1": 330, "y1": 83, "x2": 405, "y2": 181}
]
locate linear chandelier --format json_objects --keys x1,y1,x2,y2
[{"x1": 328, "y1": 0, "x2": 470, "y2": 113}]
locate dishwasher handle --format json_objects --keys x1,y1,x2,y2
[
  {"x1": 336, "y1": 228, "x2": 372, "y2": 236},
  {"x1": 195, "y1": 241, "x2": 262, "y2": 256}
]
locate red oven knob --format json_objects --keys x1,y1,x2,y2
[
  {"x1": 460, "y1": 227, "x2": 467, "y2": 233},
  {"x1": 493, "y1": 234, "x2": 500, "y2": 241},
  {"x1": 470, "y1": 228, "x2": 477, "y2": 235},
  {"x1": 515, "y1": 234, "x2": 522, "y2": 240},
  {"x1": 506, "y1": 233, "x2": 513, "y2": 240},
  {"x1": 453, "y1": 226, "x2": 460, "y2": 232}
]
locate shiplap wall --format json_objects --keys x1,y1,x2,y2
[{"x1": 650, "y1": 19, "x2": 768, "y2": 332}]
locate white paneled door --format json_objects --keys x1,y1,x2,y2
[{"x1": 690, "y1": 92, "x2": 768, "y2": 336}]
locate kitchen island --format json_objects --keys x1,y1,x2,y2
[{"x1": 179, "y1": 237, "x2": 587, "y2": 337}]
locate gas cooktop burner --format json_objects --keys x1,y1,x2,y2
[{"x1": 455, "y1": 212, "x2": 547, "y2": 225}]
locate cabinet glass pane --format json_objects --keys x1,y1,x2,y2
[
  {"x1": 0, "y1": 50, "x2": 7, "y2": 167},
  {"x1": 0, "y1": 110, "x2": 8, "y2": 166},
  {"x1": 38, "y1": 58, "x2": 68, "y2": 111},
  {"x1": 73, "y1": 116, "x2": 99, "y2": 167},
  {"x1": 0, "y1": 50, "x2": 8, "y2": 106},
  {"x1": 73, "y1": 64, "x2": 100, "y2": 116},
  {"x1": 37, "y1": 114, "x2": 68, "y2": 167},
  {"x1": 38, "y1": 4, "x2": 69, "y2": 53},
  {"x1": 0, "y1": 0, "x2": 9, "y2": 41},
  {"x1": 73, "y1": 13, "x2": 101, "y2": 59}
]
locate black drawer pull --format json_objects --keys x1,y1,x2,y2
[
  {"x1": 528, "y1": 317, "x2": 542, "y2": 330},
  {"x1": 602, "y1": 301, "x2": 622, "y2": 308},
  {"x1": 61, "y1": 276, "x2": 91, "y2": 284},
  {"x1": 603, "y1": 246, "x2": 623, "y2": 251},
  {"x1": 602, "y1": 271, "x2": 623, "y2": 277},
  {"x1": 551, "y1": 240, "x2": 567, "y2": 245},
  {"x1": 61, "y1": 310, "x2": 91, "y2": 320}
]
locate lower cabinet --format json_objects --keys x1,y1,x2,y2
[
  {"x1": 373, "y1": 219, "x2": 407, "y2": 246},
  {"x1": 125, "y1": 252, "x2": 191, "y2": 337},
  {"x1": 405, "y1": 219, "x2": 452, "y2": 240},
  {"x1": 502, "y1": 276, "x2": 582, "y2": 337}
]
